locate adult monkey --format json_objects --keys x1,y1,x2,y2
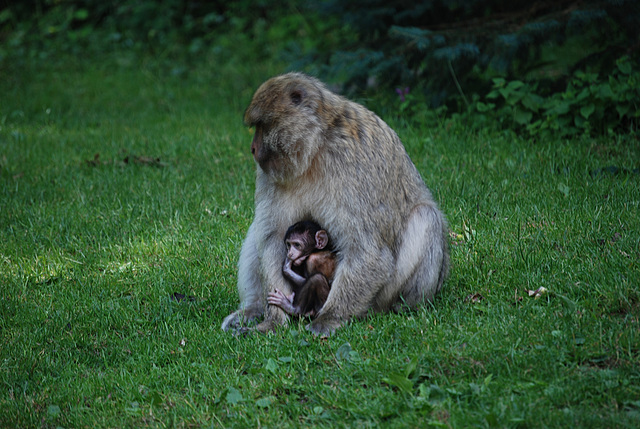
[{"x1": 221, "y1": 72, "x2": 449, "y2": 336}]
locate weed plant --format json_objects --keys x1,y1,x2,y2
[{"x1": 1, "y1": 52, "x2": 639, "y2": 428}]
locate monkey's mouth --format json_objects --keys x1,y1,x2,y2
[{"x1": 292, "y1": 256, "x2": 307, "y2": 266}]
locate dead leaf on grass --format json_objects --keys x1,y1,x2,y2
[
  {"x1": 513, "y1": 288, "x2": 523, "y2": 304},
  {"x1": 525, "y1": 287, "x2": 548, "y2": 298},
  {"x1": 86, "y1": 153, "x2": 103, "y2": 166},
  {"x1": 170, "y1": 292, "x2": 196, "y2": 302},
  {"x1": 449, "y1": 231, "x2": 464, "y2": 246},
  {"x1": 465, "y1": 293, "x2": 484, "y2": 303},
  {"x1": 85, "y1": 153, "x2": 167, "y2": 168},
  {"x1": 124, "y1": 155, "x2": 167, "y2": 168}
]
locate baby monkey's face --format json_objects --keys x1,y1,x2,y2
[{"x1": 285, "y1": 235, "x2": 311, "y2": 266}]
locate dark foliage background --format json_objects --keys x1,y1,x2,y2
[
  {"x1": 311, "y1": 1, "x2": 639, "y2": 102},
  {"x1": 0, "y1": 0, "x2": 296, "y2": 56},
  {"x1": 1, "y1": 0, "x2": 638, "y2": 135}
]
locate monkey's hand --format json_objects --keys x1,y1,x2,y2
[
  {"x1": 267, "y1": 289, "x2": 298, "y2": 315},
  {"x1": 282, "y1": 259, "x2": 306, "y2": 287},
  {"x1": 283, "y1": 257, "x2": 293, "y2": 270}
]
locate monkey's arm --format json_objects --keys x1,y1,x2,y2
[
  {"x1": 221, "y1": 222, "x2": 266, "y2": 331},
  {"x1": 282, "y1": 258, "x2": 306, "y2": 287}
]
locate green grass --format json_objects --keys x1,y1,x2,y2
[{"x1": 1, "y1": 52, "x2": 639, "y2": 428}]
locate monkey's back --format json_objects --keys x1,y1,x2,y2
[
  {"x1": 306, "y1": 251, "x2": 336, "y2": 284},
  {"x1": 309, "y1": 93, "x2": 437, "y2": 248}
]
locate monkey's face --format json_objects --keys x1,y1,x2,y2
[
  {"x1": 250, "y1": 125, "x2": 273, "y2": 168},
  {"x1": 243, "y1": 73, "x2": 326, "y2": 181},
  {"x1": 285, "y1": 236, "x2": 310, "y2": 266},
  {"x1": 247, "y1": 122, "x2": 291, "y2": 179}
]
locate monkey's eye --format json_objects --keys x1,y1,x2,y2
[{"x1": 290, "y1": 90, "x2": 303, "y2": 105}]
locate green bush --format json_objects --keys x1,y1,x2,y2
[
  {"x1": 304, "y1": 0, "x2": 639, "y2": 118},
  {"x1": 3, "y1": 0, "x2": 638, "y2": 138},
  {"x1": 472, "y1": 56, "x2": 640, "y2": 137},
  {"x1": 0, "y1": 0, "x2": 307, "y2": 60}
]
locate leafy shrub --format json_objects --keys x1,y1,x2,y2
[
  {"x1": 0, "y1": 0, "x2": 307, "y2": 60},
  {"x1": 472, "y1": 56, "x2": 640, "y2": 137},
  {"x1": 306, "y1": 0, "x2": 639, "y2": 114},
  {"x1": 3, "y1": 0, "x2": 638, "y2": 138}
]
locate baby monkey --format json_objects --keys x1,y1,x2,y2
[{"x1": 267, "y1": 220, "x2": 336, "y2": 317}]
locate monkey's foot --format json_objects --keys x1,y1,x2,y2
[
  {"x1": 221, "y1": 305, "x2": 263, "y2": 332},
  {"x1": 254, "y1": 306, "x2": 291, "y2": 333},
  {"x1": 306, "y1": 316, "x2": 342, "y2": 336},
  {"x1": 221, "y1": 311, "x2": 243, "y2": 332},
  {"x1": 254, "y1": 319, "x2": 282, "y2": 334},
  {"x1": 230, "y1": 326, "x2": 253, "y2": 337}
]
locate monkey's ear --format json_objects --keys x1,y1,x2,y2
[
  {"x1": 290, "y1": 89, "x2": 304, "y2": 105},
  {"x1": 315, "y1": 230, "x2": 329, "y2": 249}
]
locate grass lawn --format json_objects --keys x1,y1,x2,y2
[{"x1": 1, "y1": 52, "x2": 639, "y2": 428}]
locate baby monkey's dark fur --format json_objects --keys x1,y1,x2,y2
[{"x1": 268, "y1": 221, "x2": 336, "y2": 317}]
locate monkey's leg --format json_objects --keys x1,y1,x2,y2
[
  {"x1": 221, "y1": 222, "x2": 265, "y2": 331},
  {"x1": 308, "y1": 247, "x2": 395, "y2": 335},
  {"x1": 293, "y1": 274, "x2": 330, "y2": 317},
  {"x1": 393, "y1": 204, "x2": 449, "y2": 310},
  {"x1": 313, "y1": 275, "x2": 331, "y2": 315}
]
